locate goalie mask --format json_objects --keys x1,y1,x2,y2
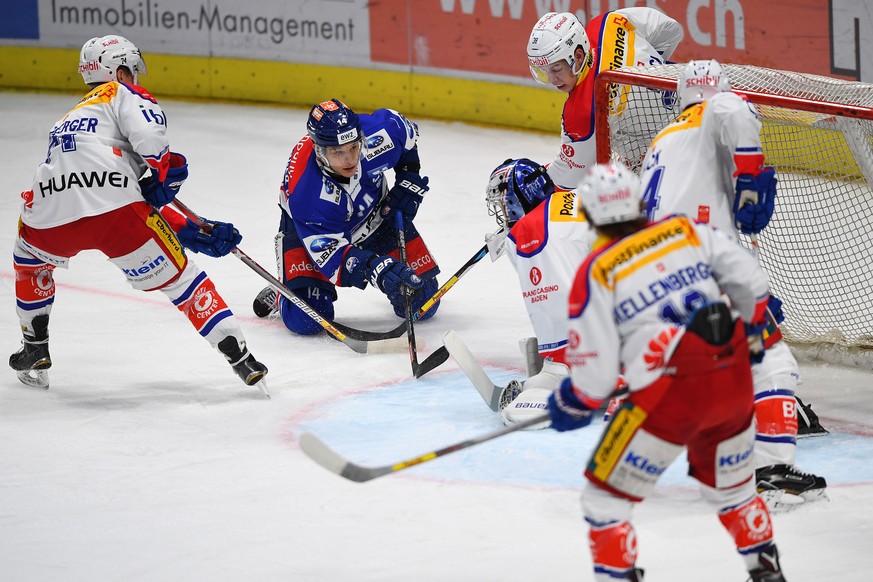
[
  {"x1": 486, "y1": 158, "x2": 555, "y2": 228},
  {"x1": 678, "y1": 59, "x2": 732, "y2": 110},
  {"x1": 578, "y1": 162, "x2": 644, "y2": 226},
  {"x1": 527, "y1": 12, "x2": 591, "y2": 85},
  {"x1": 79, "y1": 35, "x2": 147, "y2": 85},
  {"x1": 306, "y1": 99, "x2": 363, "y2": 172}
]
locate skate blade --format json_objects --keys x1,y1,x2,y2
[
  {"x1": 252, "y1": 378, "x2": 271, "y2": 399},
  {"x1": 759, "y1": 489, "x2": 804, "y2": 513},
  {"x1": 17, "y1": 369, "x2": 49, "y2": 390},
  {"x1": 799, "y1": 488, "x2": 828, "y2": 503}
]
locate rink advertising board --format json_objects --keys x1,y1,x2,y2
[{"x1": 1, "y1": 0, "x2": 870, "y2": 130}]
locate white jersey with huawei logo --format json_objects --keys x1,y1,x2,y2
[
  {"x1": 639, "y1": 90, "x2": 765, "y2": 240},
  {"x1": 505, "y1": 190, "x2": 595, "y2": 363},
  {"x1": 22, "y1": 81, "x2": 171, "y2": 229}
]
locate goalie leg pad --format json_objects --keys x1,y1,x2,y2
[
  {"x1": 753, "y1": 389, "x2": 798, "y2": 468},
  {"x1": 499, "y1": 387, "x2": 551, "y2": 429}
]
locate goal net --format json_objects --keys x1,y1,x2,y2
[{"x1": 594, "y1": 63, "x2": 873, "y2": 368}]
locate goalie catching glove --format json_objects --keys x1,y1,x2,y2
[
  {"x1": 140, "y1": 152, "x2": 189, "y2": 208},
  {"x1": 733, "y1": 167, "x2": 777, "y2": 234},
  {"x1": 547, "y1": 377, "x2": 594, "y2": 432},
  {"x1": 380, "y1": 171, "x2": 429, "y2": 221},
  {"x1": 177, "y1": 218, "x2": 242, "y2": 258}
]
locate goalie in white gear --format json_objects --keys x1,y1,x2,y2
[
  {"x1": 639, "y1": 59, "x2": 826, "y2": 510},
  {"x1": 483, "y1": 158, "x2": 598, "y2": 428}
]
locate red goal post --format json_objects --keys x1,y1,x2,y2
[{"x1": 594, "y1": 64, "x2": 873, "y2": 368}]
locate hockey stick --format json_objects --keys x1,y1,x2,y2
[
  {"x1": 335, "y1": 236, "x2": 499, "y2": 341},
  {"x1": 299, "y1": 412, "x2": 551, "y2": 483},
  {"x1": 171, "y1": 199, "x2": 407, "y2": 355},
  {"x1": 395, "y1": 212, "x2": 450, "y2": 378},
  {"x1": 442, "y1": 330, "x2": 505, "y2": 411}
]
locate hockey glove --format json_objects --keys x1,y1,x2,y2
[
  {"x1": 733, "y1": 167, "x2": 777, "y2": 234},
  {"x1": 177, "y1": 218, "x2": 242, "y2": 258},
  {"x1": 547, "y1": 377, "x2": 594, "y2": 432},
  {"x1": 767, "y1": 294, "x2": 785, "y2": 324},
  {"x1": 745, "y1": 322, "x2": 767, "y2": 364},
  {"x1": 380, "y1": 171, "x2": 429, "y2": 221},
  {"x1": 140, "y1": 152, "x2": 188, "y2": 208},
  {"x1": 366, "y1": 255, "x2": 423, "y2": 299}
]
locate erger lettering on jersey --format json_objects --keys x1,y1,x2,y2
[{"x1": 38, "y1": 171, "x2": 130, "y2": 197}]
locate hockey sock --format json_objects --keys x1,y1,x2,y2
[
  {"x1": 165, "y1": 267, "x2": 237, "y2": 343},
  {"x1": 587, "y1": 520, "x2": 638, "y2": 580},
  {"x1": 754, "y1": 389, "x2": 798, "y2": 466},
  {"x1": 13, "y1": 254, "x2": 55, "y2": 322},
  {"x1": 718, "y1": 495, "x2": 775, "y2": 568}
]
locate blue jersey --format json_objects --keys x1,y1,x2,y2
[{"x1": 279, "y1": 109, "x2": 419, "y2": 284}]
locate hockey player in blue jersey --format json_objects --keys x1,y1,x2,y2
[{"x1": 253, "y1": 99, "x2": 440, "y2": 334}]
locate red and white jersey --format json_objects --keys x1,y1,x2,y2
[
  {"x1": 565, "y1": 215, "x2": 769, "y2": 406},
  {"x1": 640, "y1": 91, "x2": 765, "y2": 240},
  {"x1": 22, "y1": 82, "x2": 172, "y2": 229},
  {"x1": 505, "y1": 190, "x2": 595, "y2": 363},
  {"x1": 548, "y1": 7, "x2": 683, "y2": 190}
]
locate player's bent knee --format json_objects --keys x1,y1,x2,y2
[{"x1": 280, "y1": 291, "x2": 335, "y2": 335}]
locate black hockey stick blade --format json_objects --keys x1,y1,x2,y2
[
  {"x1": 412, "y1": 345, "x2": 450, "y2": 379},
  {"x1": 299, "y1": 411, "x2": 551, "y2": 483}
]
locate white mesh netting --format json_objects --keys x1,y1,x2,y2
[{"x1": 604, "y1": 64, "x2": 873, "y2": 368}]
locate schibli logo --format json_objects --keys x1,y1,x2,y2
[
  {"x1": 78, "y1": 60, "x2": 101, "y2": 73},
  {"x1": 193, "y1": 289, "x2": 219, "y2": 318},
  {"x1": 554, "y1": 15, "x2": 568, "y2": 29},
  {"x1": 101, "y1": 38, "x2": 119, "y2": 47},
  {"x1": 529, "y1": 56, "x2": 550, "y2": 67},
  {"x1": 122, "y1": 255, "x2": 166, "y2": 278},
  {"x1": 598, "y1": 188, "x2": 632, "y2": 203},
  {"x1": 686, "y1": 75, "x2": 720, "y2": 86},
  {"x1": 529, "y1": 266, "x2": 542, "y2": 285}
]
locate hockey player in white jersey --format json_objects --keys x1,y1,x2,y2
[
  {"x1": 10, "y1": 35, "x2": 268, "y2": 393},
  {"x1": 638, "y1": 59, "x2": 826, "y2": 509},
  {"x1": 547, "y1": 163, "x2": 787, "y2": 582},
  {"x1": 527, "y1": 9, "x2": 683, "y2": 189},
  {"x1": 482, "y1": 158, "x2": 597, "y2": 427}
]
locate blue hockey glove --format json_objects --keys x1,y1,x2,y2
[
  {"x1": 745, "y1": 322, "x2": 766, "y2": 364},
  {"x1": 366, "y1": 255, "x2": 422, "y2": 298},
  {"x1": 177, "y1": 218, "x2": 242, "y2": 258},
  {"x1": 380, "y1": 171, "x2": 429, "y2": 220},
  {"x1": 733, "y1": 167, "x2": 777, "y2": 234},
  {"x1": 140, "y1": 152, "x2": 188, "y2": 208},
  {"x1": 548, "y1": 377, "x2": 594, "y2": 432},
  {"x1": 767, "y1": 294, "x2": 784, "y2": 324}
]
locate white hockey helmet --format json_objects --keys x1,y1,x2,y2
[
  {"x1": 527, "y1": 12, "x2": 591, "y2": 85},
  {"x1": 78, "y1": 35, "x2": 147, "y2": 85},
  {"x1": 577, "y1": 162, "x2": 644, "y2": 226},
  {"x1": 677, "y1": 59, "x2": 732, "y2": 110}
]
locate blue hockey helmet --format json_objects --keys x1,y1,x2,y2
[
  {"x1": 306, "y1": 99, "x2": 362, "y2": 147},
  {"x1": 486, "y1": 158, "x2": 555, "y2": 227}
]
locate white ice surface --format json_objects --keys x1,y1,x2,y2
[{"x1": 1, "y1": 92, "x2": 872, "y2": 582}]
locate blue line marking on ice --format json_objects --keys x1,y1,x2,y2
[{"x1": 301, "y1": 368, "x2": 873, "y2": 489}]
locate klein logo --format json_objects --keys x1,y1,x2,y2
[
  {"x1": 624, "y1": 451, "x2": 666, "y2": 475},
  {"x1": 561, "y1": 144, "x2": 575, "y2": 157},
  {"x1": 122, "y1": 255, "x2": 166, "y2": 278},
  {"x1": 719, "y1": 446, "x2": 753, "y2": 467},
  {"x1": 366, "y1": 135, "x2": 384, "y2": 148},
  {"x1": 309, "y1": 237, "x2": 338, "y2": 253},
  {"x1": 529, "y1": 267, "x2": 542, "y2": 286}
]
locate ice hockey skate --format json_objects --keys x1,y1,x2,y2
[
  {"x1": 747, "y1": 545, "x2": 786, "y2": 582},
  {"x1": 756, "y1": 463, "x2": 827, "y2": 511},
  {"x1": 9, "y1": 314, "x2": 52, "y2": 389},
  {"x1": 796, "y1": 396, "x2": 829, "y2": 437},
  {"x1": 218, "y1": 336, "x2": 270, "y2": 397},
  {"x1": 252, "y1": 285, "x2": 279, "y2": 318}
]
